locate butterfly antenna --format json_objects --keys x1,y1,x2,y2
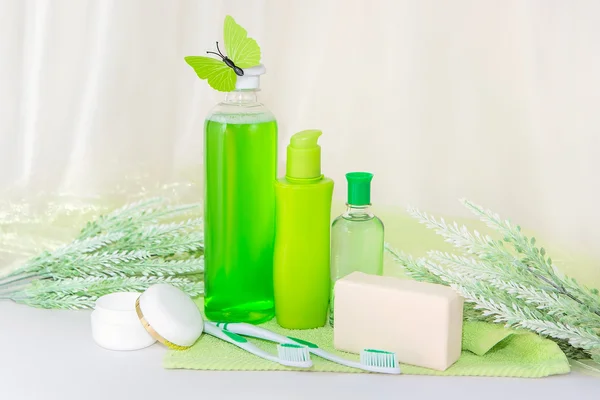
[
  {"x1": 206, "y1": 42, "x2": 226, "y2": 59},
  {"x1": 215, "y1": 41, "x2": 225, "y2": 57},
  {"x1": 206, "y1": 50, "x2": 223, "y2": 59}
]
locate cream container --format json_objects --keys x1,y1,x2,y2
[{"x1": 91, "y1": 292, "x2": 156, "y2": 351}]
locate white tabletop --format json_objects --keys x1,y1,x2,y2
[{"x1": 0, "y1": 301, "x2": 598, "y2": 400}]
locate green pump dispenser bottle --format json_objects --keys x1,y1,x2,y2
[{"x1": 273, "y1": 130, "x2": 334, "y2": 329}]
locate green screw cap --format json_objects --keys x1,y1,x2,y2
[{"x1": 346, "y1": 172, "x2": 373, "y2": 206}]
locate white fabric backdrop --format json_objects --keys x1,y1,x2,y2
[{"x1": 1, "y1": 0, "x2": 600, "y2": 264}]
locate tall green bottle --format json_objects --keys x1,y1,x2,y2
[
  {"x1": 204, "y1": 65, "x2": 277, "y2": 324},
  {"x1": 273, "y1": 130, "x2": 334, "y2": 329}
]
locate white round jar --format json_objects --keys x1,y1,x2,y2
[{"x1": 91, "y1": 292, "x2": 156, "y2": 351}]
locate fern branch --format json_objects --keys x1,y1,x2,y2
[
  {"x1": 2, "y1": 198, "x2": 206, "y2": 310},
  {"x1": 11, "y1": 276, "x2": 204, "y2": 309},
  {"x1": 461, "y1": 199, "x2": 600, "y2": 317},
  {"x1": 385, "y1": 244, "x2": 486, "y2": 321},
  {"x1": 384, "y1": 244, "x2": 444, "y2": 285},
  {"x1": 394, "y1": 200, "x2": 600, "y2": 362},
  {"x1": 14, "y1": 293, "x2": 97, "y2": 310},
  {"x1": 79, "y1": 199, "x2": 200, "y2": 239}
]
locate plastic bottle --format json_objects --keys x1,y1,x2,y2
[
  {"x1": 329, "y1": 172, "x2": 384, "y2": 326},
  {"x1": 203, "y1": 65, "x2": 277, "y2": 324},
  {"x1": 273, "y1": 130, "x2": 334, "y2": 329}
]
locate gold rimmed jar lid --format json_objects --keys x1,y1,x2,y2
[{"x1": 135, "y1": 284, "x2": 204, "y2": 350}]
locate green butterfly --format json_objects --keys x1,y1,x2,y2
[{"x1": 184, "y1": 15, "x2": 261, "y2": 92}]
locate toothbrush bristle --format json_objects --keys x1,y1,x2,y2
[
  {"x1": 360, "y1": 349, "x2": 401, "y2": 372},
  {"x1": 277, "y1": 343, "x2": 312, "y2": 366}
]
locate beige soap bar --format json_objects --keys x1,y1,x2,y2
[{"x1": 333, "y1": 272, "x2": 463, "y2": 371}]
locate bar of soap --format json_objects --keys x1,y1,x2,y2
[{"x1": 333, "y1": 272, "x2": 463, "y2": 371}]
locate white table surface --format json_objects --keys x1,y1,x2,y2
[{"x1": 1, "y1": 301, "x2": 598, "y2": 400}]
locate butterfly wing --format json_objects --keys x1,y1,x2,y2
[
  {"x1": 184, "y1": 56, "x2": 237, "y2": 92},
  {"x1": 223, "y1": 15, "x2": 261, "y2": 68}
]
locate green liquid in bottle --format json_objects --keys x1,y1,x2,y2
[
  {"x1": 329, "y1": 172, "x2": 383, "y2": 327},
  {"x1": 204, "y1": 115, "x2": 277, "y2": 323}
]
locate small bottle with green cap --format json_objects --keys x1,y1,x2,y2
[
  {"x1": 329, "y1": 172, "x2": 384, "y2": 327},
  {"x1": 273, "y1": 129, "x2": 334, "y2": 329}
]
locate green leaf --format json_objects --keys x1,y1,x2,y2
[
  {"x1": 530, "y1": 237, "x2": 536, "y2": 245},
  {"x1": 540, "y1": 248, "x2": 546, "y2": 256}
]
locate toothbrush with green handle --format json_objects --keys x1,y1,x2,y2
[
  {"x1": 203, "y1": 322, "x2": 313, "y2": 368},
  {"x1": 216, "y1": 322, "x2": 401, "y2": 374}
]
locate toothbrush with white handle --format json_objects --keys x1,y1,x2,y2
[
  {"x1": 203, "y1": 322, "x2": 313, "y2": 368},
  {"x1": 216, "y1": 322, "x2": 401, "y2": 374}
]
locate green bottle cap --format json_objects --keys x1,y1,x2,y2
[
  {"x1": 346, "y1": 172, "x2": 373, "y2": 205},
  {"x1": 286, "y1": 130, "x2": 324, "y2": 182}
]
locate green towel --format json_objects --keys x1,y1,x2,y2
[{"x1": 164, "y1": 312, "x2": 570, "y2": 378}]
